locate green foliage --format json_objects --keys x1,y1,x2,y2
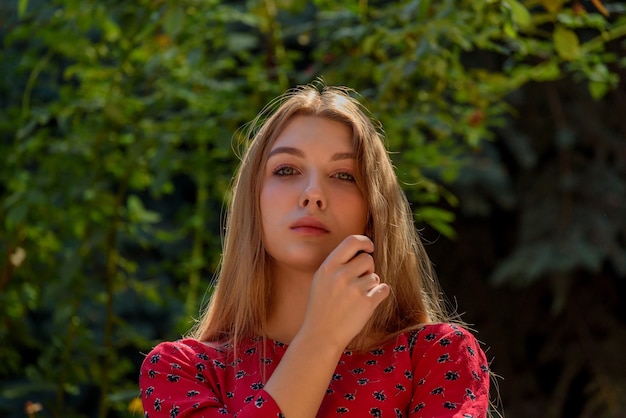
[{"x1": 0, "y1": 0, "x2": 624, "y2": 417}]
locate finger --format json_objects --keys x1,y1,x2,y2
[
  {"x1": 366, "y1": 283, "x2": 391, "y2": 303},
  {"x1": 356, "y1": 273, "x2": 381, "y2": 293},
  {"x1": 339, "y1": 251, "x2": 375, "y2": 280},
  {"x1": 327, "y1": 235, "x2": 374, "y2": 265}
]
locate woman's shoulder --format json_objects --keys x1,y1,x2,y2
[
  {"x1": 403, "y1": 322, "x2": 478, "y2": 340},
  {"x1": 397, "y1": 324, "x2": 491, "y2": 415},
  {"x1": 410, "y1": 322, "x2": 477, "y2": 339},
  {"x1": 141, "y1": 338, "x2": 232, "y2": 370},
  {"x1": 150, "y1": 337, "x2": 228, "y2": 352},
  {"x1": 398, "y1": 322, "x2": 486, "y2": 359}
]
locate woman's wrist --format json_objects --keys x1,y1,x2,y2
[{"x1": 293, "y1": 323, "x2": 351, "y2": 357}]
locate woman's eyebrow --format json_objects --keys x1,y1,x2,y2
[
  {"x1": 330, "y1": 152, "x2": 355, "y2": 161},
  {"x1": 268, "y1": 146, "x2": 304, "y2": 158},
  {"x1": 268, "y1": 147, "x2": 355, "y2": 161}
]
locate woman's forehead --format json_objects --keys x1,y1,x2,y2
[{"x1": 269, "y1": 115, "x2": 354, "y2": 150}]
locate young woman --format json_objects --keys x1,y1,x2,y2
[{"x1": 139, "y1": 85, "x2": 491, "y2": 417}]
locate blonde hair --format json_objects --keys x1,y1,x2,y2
[{"x1": 190, "y1": 83, "x2": 450, "y2": 351}]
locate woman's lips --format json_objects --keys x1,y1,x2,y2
[
  {"x1": 290, "y1": 217, "x2": 329, "y2": 235},
  {"x1": 291, "y1": 226, "x2": 329, "y2": 235}
]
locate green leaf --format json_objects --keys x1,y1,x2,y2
[
  {"x1": 415, "y1": 207, "x2": 456, "y2": 238},
  {"x1": 503, "y1": 0, "x2": 532, "y2": 30},
  {"x1": 541, "y1": 0, "x2": 565, "y2": 14},
  {"x1": 403, "y1": 0, "x2": 432, "y2": 20},
  {"x1": 127, "y1": 195, "x2": 161, "y2": 224},
  {"x1": 102, "y1": 17, "x2": 122, "y2": 43},
  {"x1": 17, "y1": 0, "x2": 28, "y2": 18},
  {"x1": 529, "y1": 60, "x2": 561, "y2": 81},
  {"x1": 553, "y1": 26, "x2": 580, "y2": 61},
  {"x1": 164, "y1": 5, "x2": 186, "y2": 37},
  {"x1": 589, "y1": 80, "x2": 609, "y2": 99}
]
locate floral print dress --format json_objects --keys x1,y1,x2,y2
[{"x1": 139, "y1": 323, "x2": 490, "y2": 417}]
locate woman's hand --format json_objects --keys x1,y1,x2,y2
[
  {"x1": 263, "y1": 235, "x2": 391, "y2": 418},
  {"x1": 298, "y1": 234, "x2": 391, "y2": 350}
]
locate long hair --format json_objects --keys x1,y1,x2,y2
[{"x1": 189, "y1": 84, "x2": 450, "y2": 351}]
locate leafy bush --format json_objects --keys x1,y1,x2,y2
[{"x1": 1, "y1": 0, "x2": 624, "y2": 416}]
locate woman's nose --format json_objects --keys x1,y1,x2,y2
[{"x1": 299, "y1": 176, "x2": 326, "y2": 210}]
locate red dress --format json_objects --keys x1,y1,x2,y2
[{"x1": 139, "y1": 323, "x2": 490, "y2": 417}]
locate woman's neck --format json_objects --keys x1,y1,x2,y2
[{"x1": 265, "y1": 264, "x2": 315, "y2": 344}]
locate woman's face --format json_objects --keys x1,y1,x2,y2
[{"x1": 260, "y1": 115, "x2": 368, "y2": 273}]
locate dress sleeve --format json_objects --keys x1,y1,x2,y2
[
  {"x1": 139, "y1": 340, "x2": 284, "y2": 418},
  {"x1": 408, "y1": 324, "x2": 490, "y2": 418}
]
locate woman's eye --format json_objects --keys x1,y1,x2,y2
[
  {"x1": 334, "y1": 172, "x2": 355, "y2": 182},
  {"x1": 273, "y1": 166, "x2": 298, "y2": 176}
]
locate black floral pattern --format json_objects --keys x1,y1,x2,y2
[{"x1": 139, "y1": 324, "x2": 490, "y2": 417}]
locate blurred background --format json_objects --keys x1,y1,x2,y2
[{"x1": 1, "y1": 0, "x2": 625, "y2": 417}]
